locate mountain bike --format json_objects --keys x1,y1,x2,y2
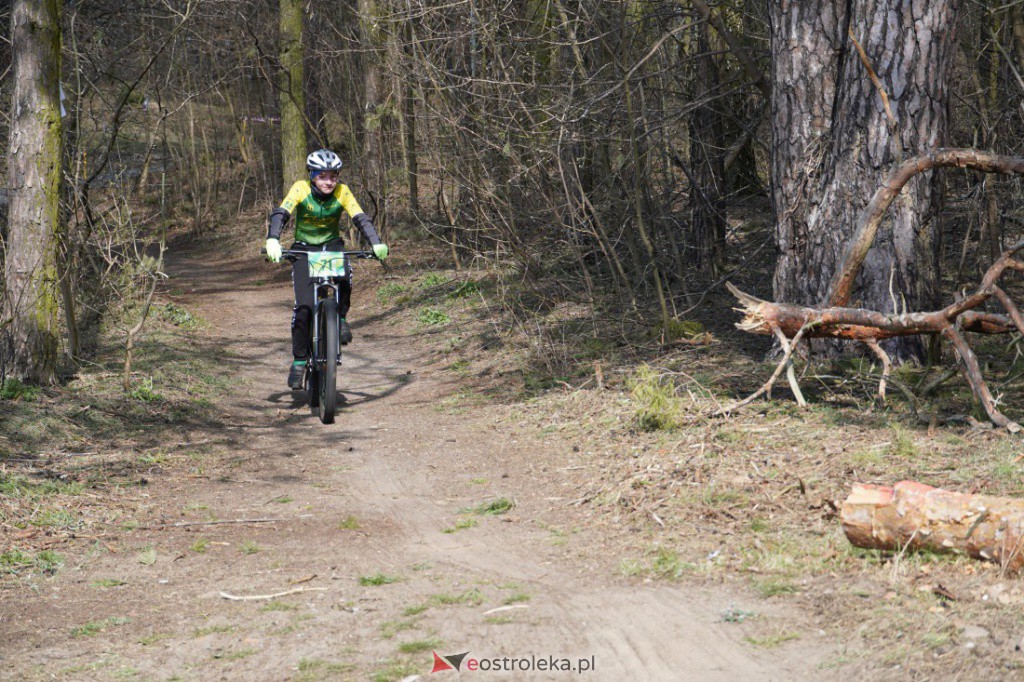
[{"x1": 264, "y1": 248, "x2": 377, "y2": 424}]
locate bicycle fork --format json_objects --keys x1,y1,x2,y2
[{"x1": 311, "y1": 283, "x2": 343, "y2": 366}]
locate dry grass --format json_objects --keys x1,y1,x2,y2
[{"x1": 368, "y1": 239, "x2": 1024, "y2": 678}]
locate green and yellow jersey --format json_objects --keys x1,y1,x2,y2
[{"x1": 275, "y1": 181, "x2": 364, "y2": 245}]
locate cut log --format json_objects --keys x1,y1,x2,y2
[{"x1": 841, "y1": 481, "x2": 1024, "y2": 572}]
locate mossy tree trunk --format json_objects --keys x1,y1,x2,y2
[
  {"x1": 4, "y1": 0, "x2": 63, "y2": 384},
  {"x1": 279, "y1": 0, "x2": 307, "y2": 192}
]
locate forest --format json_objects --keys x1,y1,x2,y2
[{"x1": 3, "y1": 1, "x2": 1024, "y2": 680}]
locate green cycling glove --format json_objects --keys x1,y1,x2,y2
[
  {"x1": 372, "y1": 243, "x2": 389, "y2": 261},
  {"x1": 265, "y1": 238, "x2": 282, "y2": 263}
]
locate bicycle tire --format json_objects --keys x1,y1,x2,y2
[
  {"x1": 318, "y1": 299, "x2": 339, "y2": 424},
  {"x1": 307, "y1": 364, "x2": 319, "y2": 408}
]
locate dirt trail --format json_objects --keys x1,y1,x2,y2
[{"x1": 1, "y1": 249, "x2": 831, "y2": 680}]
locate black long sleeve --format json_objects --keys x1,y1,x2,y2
[
  {"x1": 352, "y1": 212, "x2": 381, "y2": 245},
  {"x1": 267, "y1": 208, "x2": 291, "y2": 240}
]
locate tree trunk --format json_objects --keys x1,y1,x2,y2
[
  {"x1": 688, "y1": 17, "x2": 726, "y2": 275},
  {"x1": 358, "y1": 0, "x2": 384, "y2": 224},
  {"x1": 842, "y1": 481, "x2": 1024, "y2": 572},
  {"x1": 279, "y1": 0, "x2": 307, "y2": 192},
  {"x1": 769, "y1": 1, "x2": 962, "y2": 361},
  {"x1": 769, "y1": 0, "x2": 846, "y2": 305},
  {"x1": 4, "y1": 0, "x2": 63, "y2": 384},
  {"x1": 404, "y1": 76, "x2": 419, "y2": 214}
]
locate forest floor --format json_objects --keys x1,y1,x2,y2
[
  {"x1": 0, "y1": 236, "x2": 826, "y2": 681},
  {"x1": 2, "y1": 225, "x2": 1024, "y2": 680}
]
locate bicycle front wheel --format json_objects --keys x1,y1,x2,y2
[{"x1": 317, "y1": 299, "x2": 339, "y2": 424}]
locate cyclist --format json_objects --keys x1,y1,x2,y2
[{"x1": 265, "y1": 149, "x2": 389, "y2": 390}]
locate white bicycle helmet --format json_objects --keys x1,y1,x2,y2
[{"x1": 306, "y1": 149, "x2": 343, "y2": 173}]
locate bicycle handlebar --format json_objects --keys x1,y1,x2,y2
[{"x1": 259, "y1": 248, "x2": 378, "y2": 262}]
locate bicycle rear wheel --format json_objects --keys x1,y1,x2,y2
[{"x1": 317, "y1": 299, "x2": 339, "y2": 424}]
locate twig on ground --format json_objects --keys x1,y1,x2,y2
[
  {"x1": 219, "y1": 586, "x2": 326, "y2": 601},
  {"x1": 482, "y1": 604, "x2": 530, "y2": 615}
]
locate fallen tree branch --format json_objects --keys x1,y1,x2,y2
[
  {"x1": 726, "y1": 239, "x2": 1024, "y2": 430},
  {"x1": 714, "y1": 321, "x2": 816, "y2": 416},
  {"x1": 144, "y1": 517, "x2": 304, "y2": 529},
  {"x1": 829, "y1": 149, "x2": 1024, "y2": 308},
  {"x1": 863, "y1": 339, "x2": 891, "y2": 403}
]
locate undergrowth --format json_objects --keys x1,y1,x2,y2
[{"x1": 0, "y1": 299, "x2": 234, "y2": 584}]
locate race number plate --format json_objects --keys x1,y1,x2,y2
[{"x1": 307, "y1": 252, "x2": 346, "y2": 277}]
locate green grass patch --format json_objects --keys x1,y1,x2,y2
[
  {"x1": 417, "y1": 307, "x2": 450, "y2": 326},
  {"x1": 754, "y1": 578, "x2": 799, "y2": 598},
  {"x1": 620, "y1": 548, "x2": 694, "y2": 581},
  {"x1": 430, "y1": 588, "x2": 484, "y2": 606},
  {"x1": 193, "y1": 625, "x2": 234, "y2": 637},
  {"x1": 721, "y1": 607, "x2": 757, "y2": 623},
  {"x1": 420, "y1": 272, "x2": 451, "y2": 288},
  {"x1": 359, "y1": 572, "x2": 401, "y2": 586},
  {"x1": 744, "y1": 632, "x2": 800, "y2": 648},
  {"x1": 260, "y1": 600, "x2": 298, "y2": 613},
  {"x1": 628, "y1": 365, "x2": 682, "y2": 431},
  {"x1": 239, "y1": 540, "x2": 261, "y2": 555},
  {"x1": 137, "y1": 547, "x2": 157, "y2": 565},
  {"x1": 338, "y1": 515, "x2": 360, "y2": 530},
  {"x1": 397, "y1": 638, "x2": 442, "y2": 654},
  {"x1": 888, "y1": 427, "x2": 919, "y2": 459},
  {"x1": 0, "y1": 548, "x2": 62, "y2": 576},
  {"x1": 128, "y1": 378, "x2": 163, "y2": 402},
  {"x1": 296, "y1": 658, "x2": 355, "y2": 680},
  {"x1": 460, "y1": 497, "x2": 514, "y2": 516},
  {"x1": 448, "y1": 359, "x2": 470, "y2": 373},
  {"x1": 372, "y1": 660, "x2": 420, "y2": 682},
  {"x1": 402, "y1": 604, "x2": 429, "y2": 617},
  {"x1": 0, "y1": 474, "x2": 84, "y2": 499},
  {"x1": 31, "y1": 507, "x2": 82, "y2": 531},
  {"x1": 377, "y1": 282, "x2": 409, "y2": 305},
  {"x1": 138, "y1": 632, "x2": 173, "y2": 646},
  {"x1": 157, "y1": 302, "x2": 204, "y2": 331},
  {"x1": 381, "y1": 618, "x2": 420, "y2": 639},
  {"x1": 1, "y1": 378, "x2": 40, "y2": 401},
  {"x1": 448, "y1": 280, "x2": 479, "y2": 299},
  {"x1": 72, "y1": 617, "x2": 131, "y2": 637},
  {"x1": 442, "y1": 517, "x2": 478, "y2": 534}
]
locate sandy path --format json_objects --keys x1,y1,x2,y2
[{"x1": 0, "y1": 248, "x2": 828, "y2": 681}]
